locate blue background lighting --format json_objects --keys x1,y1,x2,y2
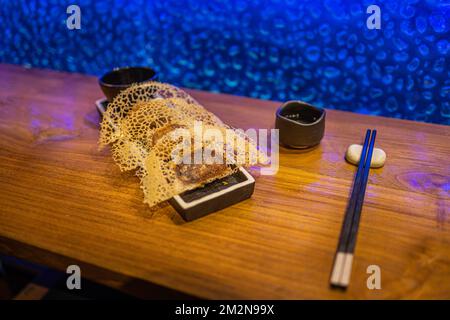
[{"x1": 0, "y1": 0, "x2": 448, "y2": 124}]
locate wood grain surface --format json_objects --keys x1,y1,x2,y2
[{"x1": 0, "y1": 64, "x2": 449, "y2": 299}]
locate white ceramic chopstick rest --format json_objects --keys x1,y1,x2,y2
[{"x1": 345, "y1": 144, "x2": 386, "y2": 168}]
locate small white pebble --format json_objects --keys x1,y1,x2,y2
[{"x1": 345, "y1": 144, "x2": 386, "y2": 168}]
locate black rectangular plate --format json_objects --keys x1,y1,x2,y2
[
  {"x1": 96, "y1": 98, "x2": 256, "y2": 221},
  {"x1": 169, "y1": 168, "x2": 255, "y2": 221}
]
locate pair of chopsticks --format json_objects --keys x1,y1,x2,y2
[{"x1": 330, "y1": 129, "x2": 377, "y2": 289}]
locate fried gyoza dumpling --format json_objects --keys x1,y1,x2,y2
[{"x1": 99, "y1": 82, "x2": 263, "y2": 207}]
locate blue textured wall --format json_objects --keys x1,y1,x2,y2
[{"x1": 0, "y1": 0, "x2": 449, "y2": 124}]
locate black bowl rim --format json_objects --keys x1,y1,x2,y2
[
  {"x1": 98, "y1": 66, "x2": 157, "y2": 88},
  {"x1": 276, "y1": 100, "x2": 326, "y2": 127}
]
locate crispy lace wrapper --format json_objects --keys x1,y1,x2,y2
[{"x1": 99, "y1": 82, "x2": 265, "y2": 207}]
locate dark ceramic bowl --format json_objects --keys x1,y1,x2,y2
[
  {"x1": 99, "y1": 66, "x2": 157, "y2": 101},
  {"x1": 275, "y1": 101, "x2": 326, "y2": 148}
]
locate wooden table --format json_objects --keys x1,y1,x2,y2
[{"x1": 0, "y1": 64, "x2": 449, "y2": 299}]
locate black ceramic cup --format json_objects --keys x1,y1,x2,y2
[
  {"x1": 98, "y1": 66, "x2": 157, "y2": 101},
  {"x1": 275, "y1": 101, "x2": 326, "y2": 148}
]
